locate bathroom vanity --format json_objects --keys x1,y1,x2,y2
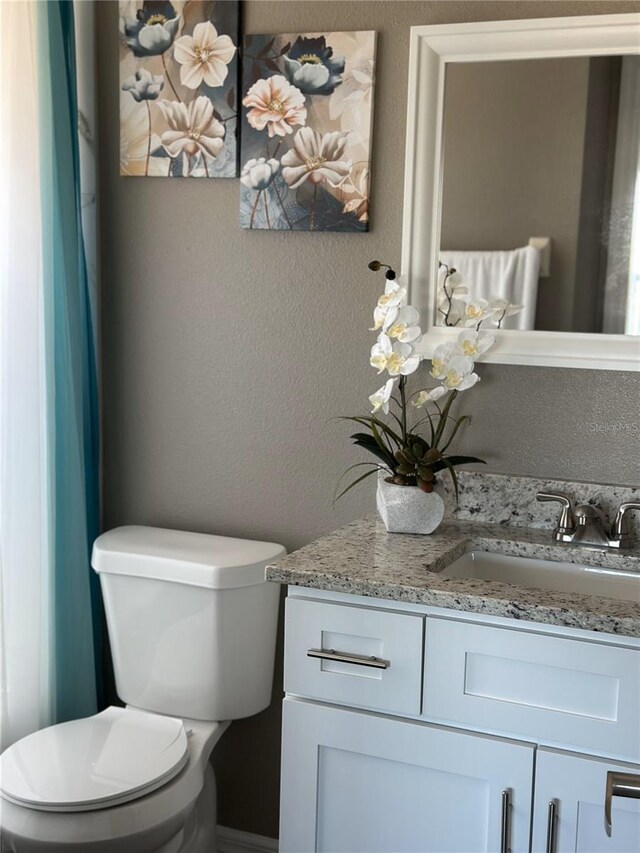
[{"x1": 267, "y1": 473, "x2": 640, "y2": 853}]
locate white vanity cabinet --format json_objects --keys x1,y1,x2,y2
[
  {"x1": 279, "y1": 590, "x2": 640, "y2": 853},
  {"x1": 280, "y1": 698, "x2": 534, "y2": 853},
  {"x1": 531, "y1": 750, "x2": 640, "y2": 853}
]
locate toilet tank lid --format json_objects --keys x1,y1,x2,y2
[{"x1": 92, "y1": 526, "x2": 286, "y2": 589}]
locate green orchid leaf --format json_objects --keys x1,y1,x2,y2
[
  {"x1": 370, "y1": 420, "x2": 388, "y2": 454},
  {"x1": 370, "y1": 416, "x2": 403, "y2": 446},
  {"x1": 350, "y1": 431, "x2": 375, "y2": 441},
  {"x1": 410, "y1": 412, "x2": 436, "y2": 446},
  {"x1": 431, "y1": 455, "x2": 486, "y2": 472},
  {"x1": 440, "y1": 415, "x2": 471, "y2": 454},
  {"x1": 337, "y1": 415, "x2": 403, "y2": 447},
  {"x1": 417, "y1": 464, "x2": 435, "y2": 481},
  {"x1": 433, "y1": 390, "x2": 458, "y2": 447},
  {"x1": 440, "y1": 458, "x2": 460, "y2": 507},
  {"x1": 396, "y1": 463, "x2": 414, "y2": 476},
  {"x1": 351, "y1": 424, "x2": 393, "y2": 464},
  {"x1": 333, "y1": 462, "x2": 387, "y2": 503},
  {"x1": 333, "y1": 466, "x2": 381, "y2": 503},
  {"x1": 352, "y1": 436, "x2": 396, "y2": 468}
]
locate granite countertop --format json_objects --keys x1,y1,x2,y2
[{"x1": 266, "y1": 515, "x2": 640, "y2": 637}]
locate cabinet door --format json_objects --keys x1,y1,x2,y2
[
  {"x1": 532, "y1": 749, "x2": 640, "y2": 852},
  {"x1": 280, "y1": 698, "x2": 534, "y2": 853}
]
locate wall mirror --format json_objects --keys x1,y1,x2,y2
[{"x1": 401, "y1": 14, "x2": 640, "y2": 370}]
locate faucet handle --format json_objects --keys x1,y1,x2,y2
[
  {"x1": 536, "y1": 491, "x2": 576, "y2": 537},
  {"x1": 611, "y1": 501, "x2": 640, "y2": 546}
]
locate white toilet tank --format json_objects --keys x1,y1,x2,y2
[{"x1": 92, "y1": 526, "x2": 285, "y2": 722}]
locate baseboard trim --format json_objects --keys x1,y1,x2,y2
[{"x1": 217, "y1": 825, "x2": 278, "y2": 853}]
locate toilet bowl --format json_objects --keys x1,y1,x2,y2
[
  {"x1": 0, "y1": 526, "x2": 285, "y2": 852},
  {"x1": 0, "y1": 713, "x2": 226, "y2": 852}
]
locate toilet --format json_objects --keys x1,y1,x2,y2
[{"x1": 0, "y1": 525, "x2": 285, "y2": 852}]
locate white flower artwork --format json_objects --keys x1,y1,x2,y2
[
  {"x1": 240, "y1": 30, "x2": 377, "y2": 231},
  {"x1": 119, "y1": 0, "x2": 239, "y2": 178}
]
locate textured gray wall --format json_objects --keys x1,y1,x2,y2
[{"x1": 97, "y1": 0, "x2": 640, "y2": 838}]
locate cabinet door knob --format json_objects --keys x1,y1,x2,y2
[
  {"x1": 307, "y1": 648, "x2": 390, "y2": 669},
  {"x1": 605, "y1": 771, "x2": 640, "y2": 836},
  {"x1": 545, "y1": 799, "x2": 558, "y2": 853},
  {"x1": 501, "y1": 789, "x2": 511, "y2": 853}
]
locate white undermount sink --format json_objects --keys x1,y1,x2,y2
[{"x1": 440, "y1": 551, "x2": 640, "y2": 602}]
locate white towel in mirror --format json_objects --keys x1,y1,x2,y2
[{"x1": 440, "y1": 245, "x2": 541, "y2": 330}]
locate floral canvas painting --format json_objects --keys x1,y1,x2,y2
[
  {"x1": 240, "y1": 31, "x2": 376, "y2": 231},
  {"x1": 119, "y1": 0, "x2": 239, "y2": 178}
]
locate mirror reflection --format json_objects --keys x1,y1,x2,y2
[{"x1": 438, "y1": 55, "x2": 640, "y2": 335}]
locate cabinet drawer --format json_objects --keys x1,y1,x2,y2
[
  {"x1": 423, "y1": 618, "x2": 640, "y2": 760},
  {"x1": 285, "y1": 597, "x2": 424, "y2": 715}
]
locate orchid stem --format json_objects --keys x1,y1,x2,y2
[
  {"x1": 433, "y1": 390, "x2": 457, "y2": 448},
  {"x1": 399, "y1": 377, "x2": 408, "y2": 444}
]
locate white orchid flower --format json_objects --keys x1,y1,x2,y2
[
  {"x1": 456, "y1": 329, "x2": 494, "y2": 358},
  {"x1": 489, "y1": 298, "x2": 524, "y2": 327},
  {"x1": 369, "y1": 378, "x2": 397, "y2": 414},
  {"x1": 371, "y1": 303, "x2": 392, "y2": 331},
  {"x1": 489, "y1": 298, "x2": 524, "y2": 316},
  {"x1": 411, "y1": 386, "x2": 447, "y2": 408},
  {"x1": 462, "y1": 299, "x2": 491, "y2": 327},
  {"x1": 370, "y1": 333, "x2": 420, "y2": 376},
  {"x1": 377, "y1": 278, "x2": 407, "y2": 311},
  {"x1": 385, "y1": 305, "x2": 422, "y2": 344},
  {"x1": 430, "y1": 343, "x2": 455, "y2": 380},
  {"x1": 370, "y1": 279, "x2": 408, "y2": 330},
  {"x1": 438, "y1": 267, "x2": 467, "y2": 298},
  {"x1": 442, "y1": 355, "x2": 480, "y2": 391}
]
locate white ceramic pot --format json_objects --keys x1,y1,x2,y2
[{"x1": 376, "y1": 472, "x2": 446, "y2": 535}]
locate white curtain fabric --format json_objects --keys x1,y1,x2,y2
[
  {"x1": 0, "y1": 0, "x2": 99, "y2": 750},
  {"x1": 0, "y1": 1, "x2": 52, "y2": 749},
  {"x1": 439, "y1": 245, "x2": 541, "y2": 330}
]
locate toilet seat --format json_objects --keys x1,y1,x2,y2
[
  {"x1": 0, "y1": 718, "x2": 227, "y2": 851},
  {"x1": 0, "y1": 706, "x2": 189, "y2": 812}
]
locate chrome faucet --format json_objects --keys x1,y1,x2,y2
[{"x1": 536, "y1": 492, "x2": 640, "y2": 550}]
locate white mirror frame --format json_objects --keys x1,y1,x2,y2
[{"x1": 401, "y1": 14, "x2": 640, "y2": 371}]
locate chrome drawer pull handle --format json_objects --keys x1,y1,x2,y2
[
  {"x1": 546, "y1": 800, "x2": 558, "y2": 853},
  {"x1": 500, "y1": 789, "x2": 511, "y2": 853},
  {"x1": 605, "y1": 771, "x2": 640, "y2": 836},
  {"x1": 307, "y1": 648, "x2": 390, "y2": 669}
]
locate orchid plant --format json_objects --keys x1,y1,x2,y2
[
  {"x1": 337, "y1": 261, "x2": 497, "y2": 504},
  {"x1": 438, "y1": 263, "x2": 524, "y2": 329}
]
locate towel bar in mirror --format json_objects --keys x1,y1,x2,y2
[{"x1": 401, "y1": 14, "x2": 640, "y2": 370}]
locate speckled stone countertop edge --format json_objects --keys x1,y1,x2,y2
[{"x1": 266, "y1": 516, "x2": 640, "y2": 637}]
